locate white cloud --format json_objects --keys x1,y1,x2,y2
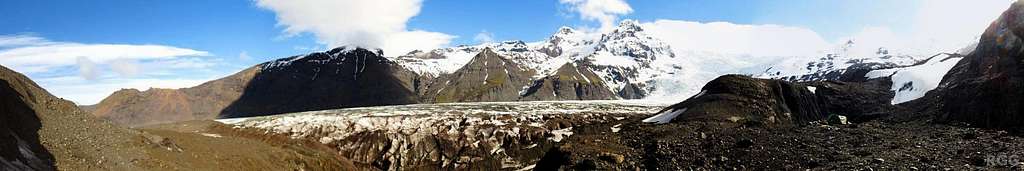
[
  {"x1": 908, "y1": 0, "x2": 1012, "y2": 52},
  {"x1": 642, "y1": 20, "x2": 830, "y2": 57},
  {"x1": 913, "y1": 0, "x2": 1010, "y2": 52},
  {"x1": 0, "y1": 34, "x2": 51, "y2": 47},
  {"x1": 473, "y1": 30, "x2": 495, "y2": 44},
  {"x1": 0, "y1": 35, "x2": 210, "y2": 75},
  {"x1": 832, "y1": 0, "x2": 1013, "y2": 57},
  {"x1": 255, "y1": 0, "x2": 455, "y2": 55},
  {"x1": 559, "y1": 0, "x2": 633, "y2": 31},
  {"x1": 36, "y1": 76, "x2": 212, "y2": 105},
  {"x1": 0, "y1": 35, "x2": 223, "y2": 104}
]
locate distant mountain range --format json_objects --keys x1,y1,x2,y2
[{"x1": 87, "y1": 20, "x2": 970, "y2": 127}]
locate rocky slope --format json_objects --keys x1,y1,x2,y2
[
  {"x1": 0, "y1": 65, "x2": 56, "y2": 170},
  {"x1": 916, "y1": 2, "x2": 1024, "y2": 128},
  {"x1": 519, "y1": 63, "x2": 618, "y2": 101},
  {"x1": 0, "y1": 65, "x2": 354, "y2": 170},
  {"x1": 90, "y1": 65, "x2": 258, "y2": 127}
]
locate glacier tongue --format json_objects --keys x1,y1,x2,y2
[{"x1": 220, "y1": 101, "x2": 663, "y2": 170}]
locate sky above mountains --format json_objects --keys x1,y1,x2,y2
[{"x1": 0, "y1": 0, "x2": 1013, "y2": 105}]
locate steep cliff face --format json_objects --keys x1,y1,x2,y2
[
  {"x1": 921, "y1": 2, "x2": 1024, "y2": 128},
  {"x1": 424, "y1": 48, "x2": 534, "y2": 103}
]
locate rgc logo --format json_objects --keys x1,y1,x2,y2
[{"x1": 986, "y1": 154, "x2": 1022, "y2": 166}]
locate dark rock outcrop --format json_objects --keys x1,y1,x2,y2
[
  {"x1": 920, "y1": 2, "x2": 1024, "y2": 128},
  {"x1": 220, "y1": 47, "x2": 421, "y2": 118},
  {"x1": 655, "y1": 75, "x2": 894, "y2": 126}
]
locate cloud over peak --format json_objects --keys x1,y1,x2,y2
[
  {"x1": 560, "y1": 0, "x2": 633, "y2": 31},
  {"x1": 255, "y1": 0, "x2": 455, "y2": 55}
]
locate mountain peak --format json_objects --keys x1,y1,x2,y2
[
  {"x1": 556, "y1": 26, "x2": 576, "y2": 35},
  {"x1": 616, "y1": 19, "x2": 643, "y2": 32},
  {"x1": 327, "y1": 46, "x2": 384, "y2": 57},
  {"x1": 479, "y1": 47, "x2": 501, "y2": 57},
  {"x1": 262, "y1": 46, "x2": 386, "y2": 70}
]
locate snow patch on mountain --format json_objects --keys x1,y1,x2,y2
[
  {"x1": 866, "y1": 53, "x2": 964, "y2": 104},
  {"x1": 754, "y1": 40, "x2": 923, "y2": 81}
]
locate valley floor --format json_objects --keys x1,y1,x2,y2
[{"x1": 134, "y1": 120, "x2": 356, "y2": 170}]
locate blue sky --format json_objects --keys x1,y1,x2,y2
[{"x1": 0, "y1": 0, "x2": 1012, "y2": 104}]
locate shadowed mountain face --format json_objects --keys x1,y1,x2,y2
[
  {"x1": 920, "y1": 2, "x2": 1024, "y2": 128},
  {"x1": 219, "y1": 47, "x2": 421, "y2": 118},
  {"x1": 0, "y1": 73, "x2": 54, "y2": 170}
]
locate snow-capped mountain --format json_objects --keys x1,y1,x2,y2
[
  {"x1": 387, "y1": 20, "x2": 969, "y2": 104},
  {"x1": 754, "y1": 40, "x2": 975, "y2": 105},
  {"x1": 755, "y1": 40, "x2": 923, "y2": 82},
  {"x1": 389, "y1": 20, "x2": 689, "y2": 101}
]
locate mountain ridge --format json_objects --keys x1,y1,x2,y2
[{"x1": 89, "y1": 19, "x2": 950, "y2": 127}]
